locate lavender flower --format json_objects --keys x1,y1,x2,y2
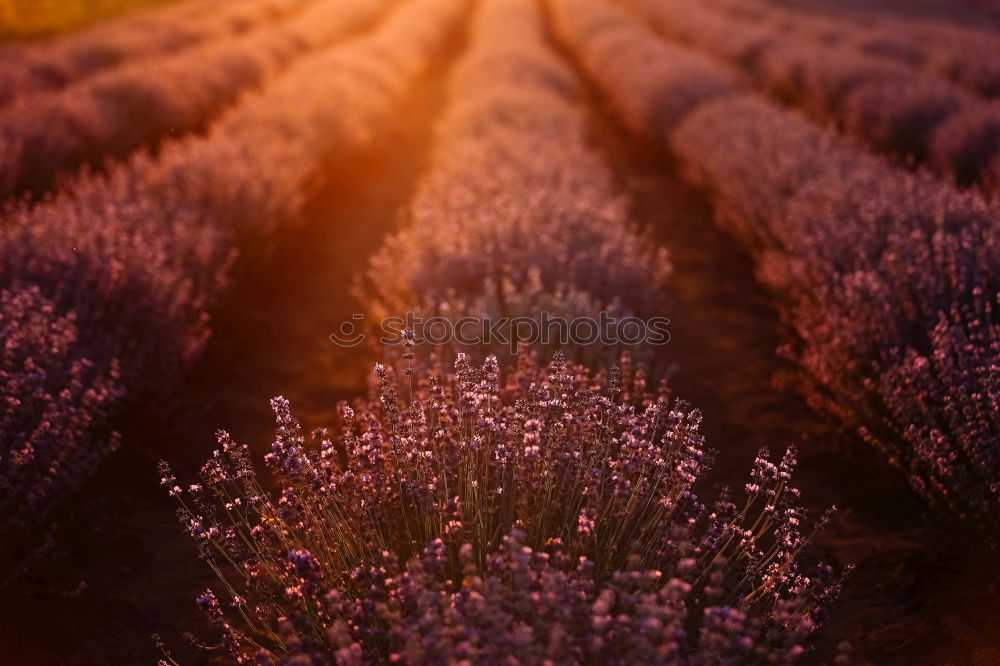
[
  {"x1": 168, "y1": 353, "x2": 844, "y2": 663},
  {"x1": 0, "y1": 286, "x2": 121, "y2": 569}
]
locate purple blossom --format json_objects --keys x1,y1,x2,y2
[
  {"x1": 169, "y1": 353, "x2": 843, "y2": 663},
  {"x1": 0, "y1": 286, "x2": 121, "y2": 566}
]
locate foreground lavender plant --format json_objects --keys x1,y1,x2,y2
[{"x1": 164, "y1": 354, "x2": 845, "y2": 664}]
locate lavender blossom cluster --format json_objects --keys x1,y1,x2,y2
[
  {"x1": 0, "y1": 0, "x2": 306, "y2": 107},
  {"x1": 549, "y1": 0, "x2": 1000, "y2": 534},
  {"x1": 0, "y1": 0, "x2": 469, "y2": 566},
  {"x1": 360, "y1": 0, "x2": 670, "y2": 364},
  {"x1": 165, "y1": 352, "x2": 844, "y2": 664},
  {"x1": 0, "y1": 286, "x2": 122, "y2": 571},
  {"x1": 0, "y1": 0, "x2": 389, "y2": 201},
  {"x1": 619, "y1": 0, "x2": 1000, "y2": 195}
]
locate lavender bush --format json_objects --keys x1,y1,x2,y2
[
  {"x1": 0, "y1": 0, "x2": 307, "y2": 107},
  {"x1": 0, "y1": 286, "x2": 122, "y2": 572},
  {"x1": 164, "y1": 353, "x2": 845, "y2": 664},
  {"x1": 701, "y1": 0, "x2": 1000, "y2": 100},
  {"x1": 360, "y1": 0, "x2": 670, "y2": 366},
  {"x1": 550, "y1": 0, "x2": 1000, "y2": 535},
  {"x1": 0, "y1": 0, "x2": 469, "y2": 569},
  {"x1": 619, "y1": 0, "x2": 1000, "y2": 194},
  {"x1": 0, "y1": 0, "x2": 390, "y2": 202}
]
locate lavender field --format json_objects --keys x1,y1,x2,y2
[{"x1": 0, "y1": 0, "x2": 998, "y2": 663}]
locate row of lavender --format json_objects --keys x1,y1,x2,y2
[
  {"x1": 165, "y1": 1, "x2": 846, "y2": 662},
  {"x1": 617, "y1": 0, "x2": 1000, "y2": 194},
  {"x1": 0, "y1": 0, "x2": 306, "y2": 107},
  {"x1": 359, "y1": 0, "x2": 669, "y2": 367},
  {"x1": 0, "y1": 0, "x2": 466, "y2": 569},
  {"x1": 706, "y1": 0, "x2": 1000, "y2": 99},
  {"x1": 0, "y1": 0, "x2": 391, "y2": 202},
  {"x1": 549, "y1": 0, "x2": 1000, "y2": 534}
]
